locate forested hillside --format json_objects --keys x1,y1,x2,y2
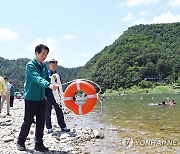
[
  {"x1": 0, "y1": 57, "x2": 80, "y2": 91},
  {"x1": 77, "y1": 23, "x2": 180, "y2": 92},
  {"x1": 1, "y1": 23, "x2": 180, "y2": 92}
]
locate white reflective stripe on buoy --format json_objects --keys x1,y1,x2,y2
[
  {"x1": 76, "y1": 80, "x2": 81, "y2": 91},
  {"x1": 64, "y1": 97, "x2": 74, "y2": 101},
  {"x1": 87, "y1": 94, "x2": 97, "y2": 99},
  {"x1": 78, "y1": 105, "x2": 82, "y2": 115}
]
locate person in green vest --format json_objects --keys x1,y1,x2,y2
[
  {"x1": 17, "y1": 44, "x2": 59, "y2": 152},
  {"x1": 9, "y1": 81, "x2": 15, "y2": 107}
]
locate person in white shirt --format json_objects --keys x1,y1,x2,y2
[{"x1": 0, "y1": 76, "x2": 11, "y2": 116}]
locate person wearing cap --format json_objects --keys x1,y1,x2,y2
[
  {"x1": 0, "y1": 76, "x2": 7, "y2": 113},
  {"x1": 0, "y1": 76, "x2": 11, "y2": 115},
  {"x1": 45, "y1": 59, "x2": 70, "y2": 134},
  {"x1": 17, "y1": 44, "x2": 59, "y2": 152}
]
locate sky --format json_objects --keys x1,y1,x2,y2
[{"x1": 0, "y1": 0, "x2": 180, "y2": 68}]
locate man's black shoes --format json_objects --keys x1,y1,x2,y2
[
  {"x1": 61, "y1": 127, "x2": 70, "y2": 132},
  {"x1": 17, "y1": 141, "x2": 49, "y2": 152},
  {"x1": 35, "y1": 144, "x2": 49, "y2": 152},
  {"x1": 17, "y1": 142, "x2": 26, "y2": 151}
]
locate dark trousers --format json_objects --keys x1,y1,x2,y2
[
  {"x1": 18, "y1": 100, "x2": 46, "y2": 145},
  {"x1": 10, "y1": 96, "x2": 14, "y2": 107},
  {"x1": 45, "y1": 97, "x2": 66, "y2": 129}
]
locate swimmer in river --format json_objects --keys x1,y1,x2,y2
[
  {"x1": 169, "y1": 100, "x2": 176, "y2": 106},
  {"x1": 158, "y1": 101, "x2": 166, "y2": 106}
]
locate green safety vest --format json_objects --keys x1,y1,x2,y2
[{"x1": 24, "y1": 58, "x2": 50, "y2": 101}]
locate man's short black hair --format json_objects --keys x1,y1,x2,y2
[{"x1": 35, "y1": 44, "x2": 49, "y2": 54}]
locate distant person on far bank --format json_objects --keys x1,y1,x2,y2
[
  {"x1": 0, "y1": 76, "x2": 11, "y2": 116},
  {"x1": 0, "y1": 76, "x2": 7, "y2": 113},
  {"x1": 9, "y1": 81, "x2": 15, "y2": 108}
]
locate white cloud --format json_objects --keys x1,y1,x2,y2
[
  {"x1": 158, "y1": 6, "x2": 165, "y2": 10},
  {"x1": 121, "y1": 13, "x2": 136, "y2": 22},
  {"x1": 139, "y1": 11, "x2": 148, "y2": 16},
  {"x1": 62, "y1": 34, "x2": 76, "y2": 40},
  {"x1": 27, "y1": 38, "x2": 57, "y2": 51},
  {"x1": 131, "y1": 11, "x2": 180, "y2": 26},
  {"x1": 0, "y1": 28, "x2": 18, "y2": 41},
  {"x1": 152, "y1": 11, "x2": 180, "y2": 23},
  {"x1": 110, "y1": 34, "x2": 120, "y2": 40},
  {"x1": 127, "y1": 0, "x2": 160, "y2": 7},
  {"x1": 168, "y1": 0, "x2": 180, "y2": 7}
]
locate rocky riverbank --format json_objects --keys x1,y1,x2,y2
[
  {"x1": 1, "y1": 99, "x2": 179, "y2": 154},
  {"x1": 0, "y1": 99, "x2": 122, "y2": 154}
]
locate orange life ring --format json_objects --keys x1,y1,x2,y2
[{"x1": 64, "y1": 80, "x2": 97, "y2": 115}]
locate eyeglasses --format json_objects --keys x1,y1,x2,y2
[{"x1": 50, "y1": 61, "x2": 57, "y2": 64}]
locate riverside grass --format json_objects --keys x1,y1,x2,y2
[{"x1": 104, "y1": 85, "x2": 180, "y2": 96}]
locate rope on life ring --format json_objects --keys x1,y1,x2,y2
[
  {"x1": 51, "y1": 73, "x2": 64, "y2": 108},
  {"x1": 51, "y1": 74, "x2": 103, "y2": 115}
]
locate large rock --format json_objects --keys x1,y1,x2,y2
[
  {"x1": 3, "y1": 136, "x2": 14, "y2": 142},
  {"x1": 93, "y1": 130, "x2": 105, "y2": 139}
]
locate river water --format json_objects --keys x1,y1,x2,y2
[{"x1": 92, "y1": 93, "x2": 180, "y2": 153}]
